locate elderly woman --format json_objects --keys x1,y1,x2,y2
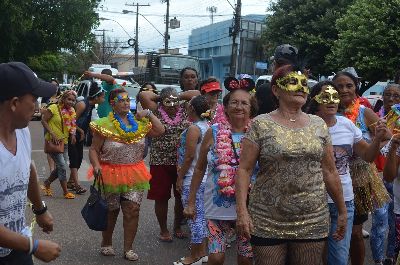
[
  {"x1": 89, "y1": 88, "x2": 164, "y2": 261},
  {"x1": 139, "y1": 87, "x2": 200, "y2": 242},
  {"x1": 332, "y1": 72, "x2": 391, "y2": 265},
  {"x1": 199, "y1": 77, "x2": 226, "y2": 125},
  {"x1": 184, "y1": 77, "x2": 258, "y2": 265},
  {"x1": 41, "y1": 90, "x2": 77, "y2": 199},
  {"x1": 236, "y1": 65, "x2": 347, "y2": 265},
  {"x1": 307, "y1": 81, "x2": 387, "y2": 265}
]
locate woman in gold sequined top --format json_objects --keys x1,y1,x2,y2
[
  {"x1": 89, "y1": 88, "x2": 164, "y2": 261},
  {"x1": 235, "y1": 65, "x2": 347, "y2": 265}
]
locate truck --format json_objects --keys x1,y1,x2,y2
[{"x1": 132, "y1": 52, "x2": 200, "y2": 85}]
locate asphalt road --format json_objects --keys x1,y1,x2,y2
[{"x1": 27, "y1": 121, "x2": 378, "y2": 265}]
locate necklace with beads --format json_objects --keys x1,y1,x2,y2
[{"x1": 111, "y1": 112, "x2": 138, "y2": 134}]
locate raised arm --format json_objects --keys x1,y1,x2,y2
[
  {"x1": 138, "y1": 91, "x2": 160, "y2": 111},
  {"x1": 179, "y1": 90, "x2": 200, "y2": 101},
  {"x1": 236, "y1": 138, "x2": 259, "y2": 240},
  {"x1": 183, "y1": 128, "x2": 213, "y2": 220},
  {"x1": 354, "y1": 120, "x2": 387, "y2": 162},
  {"x1": 84, "y1": 71, "x2": 115, "y2": 84},
  {"x1": 322, "y1": 144, "x2": 347, "y2": 241},
  {"x1": 135, "y1": 109, "x2": 165, "y2": 138},
  {"x1": 365, "y1": 107, "x2": 392, "y2": 141}
]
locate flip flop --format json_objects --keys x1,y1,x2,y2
[
  {"x1": 173, "y1": 231, "x2": 189, "y2": 239},
  {"x1": 159, "y1": 233, "x2": 173, "y2": 242},
  {"x1": 40, "y1": 185, "x2": 53, "y2": 197}
]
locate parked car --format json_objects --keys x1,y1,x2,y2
[{"x1": 255, "y1": 75, "x2": 273, "y2": 88}]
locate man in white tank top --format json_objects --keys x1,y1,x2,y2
[{"x1": 0, "y1": 62, "x2": 61, "y2": 264}]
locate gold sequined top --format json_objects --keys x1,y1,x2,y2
[{"x1": 245, "y1": 114, "x2": 331, "y2": 240}]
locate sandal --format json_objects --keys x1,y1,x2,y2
[
  {"x1": 40, "y1": 185, "x2": 53, "y2": 197},
  {"x1": 64, "y1": 192, "x2": 75, "y2": 199},
  {"x1": 67, "y1": 181, "x2": 75, "y2": 191},
  {"x1": 173, "y1": 230, "x2": 189, "y2": 239},
  {"x1": 159, "y1": 233, "x2": 173, "y2": 243},
  {"x1": 173, "y1": 257, "x2": 202, "y2": 265},
  {"x1": 124, "y1": 250, "x2": 138, "y2": 261},
  {"x1": 100, "y1": 246, "x2": 115, "y2": 256},
  {"x1": 75, "y1": 185, "x2": 87, "y2": 195}
]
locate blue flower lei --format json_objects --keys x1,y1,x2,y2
[{"x1": 113, "y1": 112, "x2": 138, "y2": 132}]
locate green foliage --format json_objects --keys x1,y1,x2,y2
[
  {"x1": 328, "y1": 0, "x2": 400, "y2": 91},
  {"x1": 0, "y1": 0, "x2": 100, "y2": 62},
  {"x1": 262, "y1": 0, "x2": 354, "y2": 75}
]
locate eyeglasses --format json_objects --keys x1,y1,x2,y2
[
  {"x1": 228, "y1": 100, "x2": 250, "y2": 108},
  {"x1": 383, "y1": 93, "x2": 400, "y2": 100}
]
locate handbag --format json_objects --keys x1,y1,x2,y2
[
  {"x1": 44, "y1": 105, "x2": 65, "y2": 154},
  {"x1": 81, "y1": 170, "x2": 108, "y2": 231}
]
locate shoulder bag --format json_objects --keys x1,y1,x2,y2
[{"x1": 81, "y1": 169, "x2": 108, "y2": 231}]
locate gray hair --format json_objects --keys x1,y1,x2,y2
[{"x1": 159, "y1": 86, "x2": 178, "y2": 101}]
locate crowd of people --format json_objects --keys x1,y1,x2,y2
[{"x1": 1, "y1": 43, "x2": 400, "y2": 265}]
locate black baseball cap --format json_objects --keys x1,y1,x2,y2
[
  {"x1": 0, "y1": 62, "x2": 57, "y2": 101},
  {"x1": 272, "y1": 44, "x2": 298, "y2": 64}
]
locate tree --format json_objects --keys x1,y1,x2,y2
[
  {"x1": 261, "y1": 0, "x2": 354, "y2": 75},
  {"x1": 0, "y1": 0, "x2": 100, "y2": 62},
  {"x1": 91, "y1": 37, "x2": 124, "y2": 64},
  {"x1": 328, "y1": 0, "x2": 400, "y2": 93}
]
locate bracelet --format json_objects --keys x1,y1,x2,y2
[
  {"x1": 145, "y1": 109, "x2": 152, "y2": 118},
  {"x1": 28, "y1": 237, "x2": 33, "y2": 255},
  {"x1": 31, "y1": 239, "x2": 39, "y2": 254}
]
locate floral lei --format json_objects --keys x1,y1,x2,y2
[
  {"x1": 211, "y1": 104, "x2": 227, "y2": 125},
  {"x1": 60, "y1": 105, "x2": 76, "y2": 134},
  {"x1": 159, "y1": 105, "x2": 183, "y2": 126},
  {"x1": 215, "y1": 122, "x2": 248, "y2": 197},
  {"x1": 344, "y1": 98, "x2": 361, "y2": 124},
  {"x1": 110, "y1": 112, "x2": 139, "y2": 137}
]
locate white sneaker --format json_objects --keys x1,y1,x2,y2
[{"x1": 362, "y1": 229, "x2": 370, "y2": 238}]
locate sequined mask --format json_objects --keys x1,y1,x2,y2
[
  {"x1": 162, "y1": 95, "x2": 179, "y2": 107},
  {"x1": 113, "y1": 94, "x2": 130, "y2": 104},
  {"x1": 314, "y1": 86, "x2": 340, "y2": 104},
  {"x1": 276, "y1": 71, "x2": 309, "y2": 94}
]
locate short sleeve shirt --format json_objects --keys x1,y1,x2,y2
[
  {"x1": 245, "y1": 114, "x2": 331, "y2": 240},
  {"x1": 45, "y1": 104, "x2": 70, "y2": 144},
  {"x1": 97, "y1": 81, "x2": 118, "y2": 118},
  {"x1": 150, "y1": 104, "x2": 190, "y2": 165}
]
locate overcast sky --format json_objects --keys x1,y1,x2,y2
[{"x1": 96, "y1": 0, "x2": 270, "y2": 55}]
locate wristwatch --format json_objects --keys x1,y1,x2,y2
[{"x1": 32, "y1": 201, "x2": 47, "y2": 215}]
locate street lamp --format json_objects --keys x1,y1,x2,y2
[{"x1": 99, "y1": 17, "x2": 133, "y2": 39}]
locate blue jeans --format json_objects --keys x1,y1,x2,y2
[
  {"x1": 370, "y1": 181, "x2": 395, "y2": 261},
  {"x1": 328, "y1": 200, "x2": 355, "y2": 265},
  {"x1": 49, "y1": 145, "x2": 68, "y2": 181}
]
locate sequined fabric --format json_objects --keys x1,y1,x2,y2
[
  {"x1": 100, "y1": 138, "x2": 145, "y2": 164},
  {"x1": 245, "y1": 114, "x2": 330, "y2": 239}
]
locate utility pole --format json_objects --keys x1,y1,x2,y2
[
  {"x1": 163, "y1": 0, "x2": 170, "y2": 54},
  {"x1": 229, "y1": 0, "x2": 241, "y2": 77},
  {"x1": 95, "y1": 29, "x2": 111, "y2": 64},
  {"x1": 206, "y1": 6, "x2": 217, "y2": 24},
  {"x1": 126, "y1": 2, "x2": 150, "y2": 67}
]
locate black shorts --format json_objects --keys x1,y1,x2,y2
[
  {"x1": 0, "y1": 250, "x2": 33, "y2": 265},
  {"x1": 353, "y1": 213, "x2": 368, "y2": 225},
  {"x1": 68, "y1": 136, "x2": 84, "y2": 169},
  {"x1": 251, "y1": 235, "x2": 327, "y2": 246}
]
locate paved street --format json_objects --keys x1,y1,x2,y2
[{"x1": 27, "y1": 120, "x2": 378, "y2": 265}]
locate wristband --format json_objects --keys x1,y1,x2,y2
[
  {"x1": 28, "y1": 237, "x2": 33, "y2": 255},
  {"x1": 145, "y1": 109, "x2": 152, "y2": 118},
  {"x1": 31, "y1": 239, "x2": 39, "y2": 254}
]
